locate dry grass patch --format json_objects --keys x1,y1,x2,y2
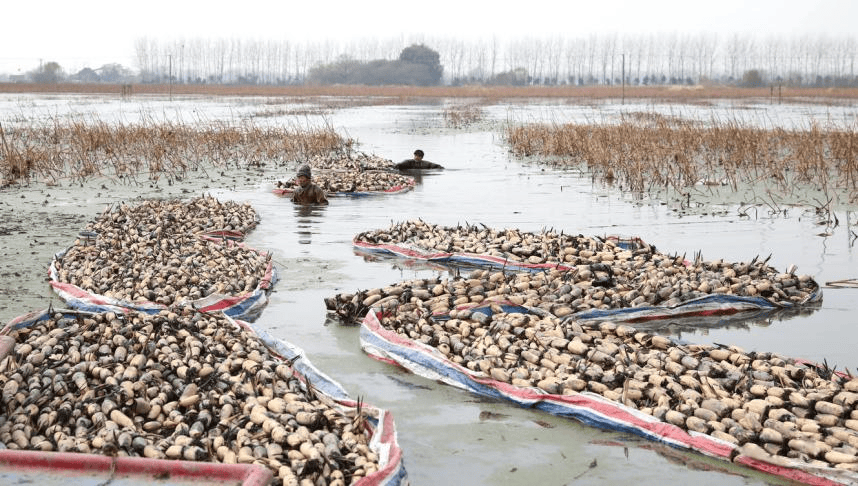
[
  {"x1": 5, "y1": 83, "x2": 858, "y2": 102},
  {"x1": 0, "y1": 115, "x2": 352, "y2": 186},
  {"x1": 443, "y1": 103, "x2": 485, "y2": 128},
  {"x1": 505, "y1": 113, "x2": 858, "y2": 206}
]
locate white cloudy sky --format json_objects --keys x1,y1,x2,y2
[{"x1": 1, "y1": 0, "x2": 855, "y2": 74}]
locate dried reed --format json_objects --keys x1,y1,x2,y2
[
  {"x1": 443, "y1": 103, "x2": 485, "y2": 128},
  {"x1": 505, "y1": 112, "x2": 858, "y2": 205},
  {"x1": 0, "y1": 114, "x2": 351, "y2": 186},
  {"x1": 4, "y1": 83, "x2": 858, "y2": 103}
]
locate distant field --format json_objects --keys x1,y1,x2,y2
[{"x1": 2, "y1": 83, "x2": 858, "y2": 101}]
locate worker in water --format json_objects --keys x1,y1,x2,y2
[
  {"x1": 291, "y1": 164, "x2": 329, "y2": 205},
  {"x1": 394, "y1": 149, "x2": 444, "y2": 170}
]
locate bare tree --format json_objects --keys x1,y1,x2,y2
[
  {"x1": 122, "y1": 32, "x2": 858, "y2": 89},
  {"x1": 527, "y1": 37, "x2": 545, "y2": 83},
  {"x1": 134, "y1": 37, "x2": 153, "y2": 81},
  {"x1": 643, "y1": 34, "x2": 659, "y2": 84},
  {"x1": 762, "y1": 35, "x2": 783, "y2": 83},
  {"x1": 489, "y1": 36, "x2": 499, "y2": 80},
  {"x1": 702, "y1": 33, "x2": 718, "y2": 81},
  {"x1": 724, "y1": 33, "x2": 745, "y2": 80}
]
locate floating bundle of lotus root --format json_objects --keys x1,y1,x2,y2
[
  {"x1": 276, "y1": 170, "x2": 413, "y2": 194},
  {"x1": 303, "y1": 152, "x2": 395, "y2": 171}
]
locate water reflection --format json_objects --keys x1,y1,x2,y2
[
  {"x1": 354, "y1": 248, "x2": 451, "y2": 272},
  {"x1": 395, "y1": 168, "x2": 445, "y2": 185},
  {"x1": 631, "y1": 302, "x2": 823, "y2": 336},
  {"x1": 398, "y1": 170, "x2": 425, "y2": 185},
  {"x1": 293, "y1": 204, "x2": 326, "y2": 245},
  {"x1": 590, "y1": 436, "x2": 753, "y2": 481}
]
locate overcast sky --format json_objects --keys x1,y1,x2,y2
[{"x1": 2, "y1": 0, "x2": 855, "y2": 74}]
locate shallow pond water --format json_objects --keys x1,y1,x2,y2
[
  {"x1": 2, "y1": 94, "x2": 857, "y2": 485},
  {"x1": 220, "y1": 102, "x2": 855, "y2": 486}
]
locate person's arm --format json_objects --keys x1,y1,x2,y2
[
  {"x1": 394, "y1": 159, "x2": 413, "y2": 170},
  {"x1": 313, "y1": 185, "x2": 329, "y2": 204},
  {"x1": 291, "y1": 185, "x2": 308, "y2": 203}
]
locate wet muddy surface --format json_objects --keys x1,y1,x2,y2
[{"x1": 1, "y1": 94, "x2": 856, "y2": 485}]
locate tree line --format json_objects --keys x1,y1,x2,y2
[{"x1": 5, "y1": 33, "x2": 857, "y2": 87}]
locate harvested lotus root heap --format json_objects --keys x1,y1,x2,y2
[
  {"x1": 375, "y1": 304, "x2": 858, "y2": 475},
  {"x1": 55, "y1": 196, "x2": 270, "y2": 306},
  {"x1": 303, "y1": 152, "x2": 396, "y2": 171},
  {"x1": 276, "y1": 170, "x2": 413, "y2": 194},
  {"x1": 0, "y1": 309, "x2": 380, "y2": 485},
  {"x1": 349, "y1": 221, "x2": 819, "y2": 313}
]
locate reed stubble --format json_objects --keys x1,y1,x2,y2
[{"x1": 505, "y1": 114, "x2": 858, "y2": 207}]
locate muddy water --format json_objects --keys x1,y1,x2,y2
[{"x1": 3, "y1": 95, "x2": 857, "y2": 485}]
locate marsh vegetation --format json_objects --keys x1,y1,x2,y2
[
  {"x1": 505, "y1": 113, "x2": 858, "y2": 209},
  {"x1": 0, "y1": 115, "x2": 351, "y2": 187}
]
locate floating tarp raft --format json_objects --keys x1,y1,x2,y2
[
  {"x1": 274, "y1": 169, "x2": 415, "y2": 198},
  {"x1": 1, "y1": 308, "x2": 406, "y2": 486},
  {"x1": 342, "y1": 220, "x2": 821, "y2": 324},
  {"x1": 353, "y1": 236, "x2": 653, "y2": 276},
  {"x1": 358, "y1": 303, "x2": 858, "y2": 486},
  {"x1": 303, "y1": 152, "x2": 398, "y2": 172},
  {"x1": 48, "y1": 196, "x2": 276, "y2": 322},
  {"x1": 274, "y1": 152, "x2": 415, "y2": 197}
]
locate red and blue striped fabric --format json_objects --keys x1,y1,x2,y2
[
  {"x1": 352, "y1": 241, "x2": 822, "y2": 318},
  {"x1": 359, "y1": 309, "x2": 852, "y2": 486},
  {"x1": 354, "y1": 240, "x2": 574, "y2": 273},
  {"x1": 47, "y1": 245, "x2": 277, "y2": 322},
  {"x1": 273, "y1": 181, "x2": 415, "y2": 199},
  {"x1": 244, "y1": 321, "x2": 407, "y2": 486},
  {"x1": 1, "y1": 309, "x2": 407, "y2": 486}
]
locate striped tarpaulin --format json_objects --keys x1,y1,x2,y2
[
  {"x1": 47, "y1": 244, "x2": 277, "y2": 322},
  {"x1": 354, "y1": 240, "x2": 575, "y2": 273},
  {"x1": 0, "y1": 450, "x2": 273, "y2": 485},
  {"x1": 352, "y1": 241, "x2": 822, "y2": 320},
  {"x1": 359, "y1": 309, "x2": 854, "y2": 486},
  {"x1": 245, "y1": 322, "x2": 407, "y2": 486},
  {"x1": 1, "y1": 308, "x2": 408, "y2": 486},
  {"x1": 273, "y1": 181, "x2": 415, "y2": 199}
]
